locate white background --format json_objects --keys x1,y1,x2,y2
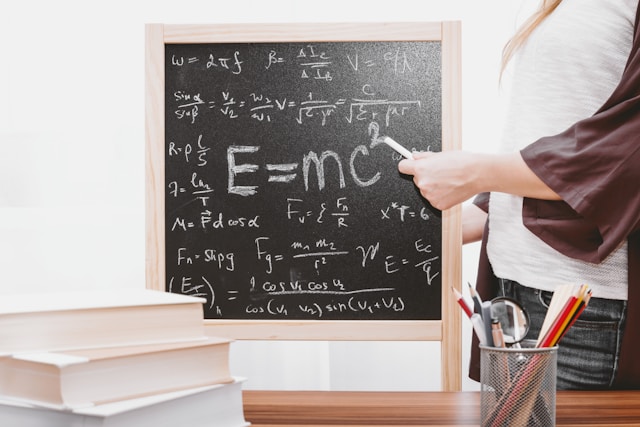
[{"x1": 0, "y1": 0, "x2": 533, "y2": 391}]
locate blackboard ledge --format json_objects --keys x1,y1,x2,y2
[{"x1": 203, "y1": 320, "x2": 442, "y2": 341}]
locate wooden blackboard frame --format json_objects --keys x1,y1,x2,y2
[{"x1": 145, "y1": 22, "x2": 462, "y2": 390}]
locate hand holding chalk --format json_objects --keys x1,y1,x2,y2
[{"x1": 381, "y1": 136, "x2": 414, "y2": 159}]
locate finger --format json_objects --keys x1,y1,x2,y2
[
  {"x1": 411, "y1": 151, "x2": 433, "y2": 160},
  {"x1": 398, "y1": 159, "x2": 415, "y2": 175}
]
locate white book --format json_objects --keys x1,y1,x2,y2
[
  {"x1": 0, "y1": 337, "x2": 233, "y2": 409},
  {"x1": 0, "y1": 289, "x2": 206, "y2": 354},
  {"x1": 0, "y1": 377, "x2": 249, "y2": 427}
]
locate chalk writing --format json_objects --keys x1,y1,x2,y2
[{"x1": 165, "y1": 41, "x2": 443, "y2": 320}]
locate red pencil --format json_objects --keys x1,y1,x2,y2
[
  {"x1": 555, "y1": 289, "x2": 592, "y2": 344},
  {"x1": 451, "y1": 287, "x2": 473, "y2": 318},
  {"x1": 538, "y1": 284, "x2": 589, "y2": 348},
  {"x1": 538, "y1": 295, "x2": 576, "y2": 348}
]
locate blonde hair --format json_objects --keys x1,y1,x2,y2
[{"x1": 501, "y1": 0, "x2": 563, "y2": 74}]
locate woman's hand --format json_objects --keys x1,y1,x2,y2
[
  {"x1": 398, "y1": 151, "x2": 484, "y2": 210},
  {"x1": 398, "y1": 150, "x2": 560, "y2": 211}
]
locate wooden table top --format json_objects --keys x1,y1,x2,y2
[{"x1": 243, "y1": 390, "x2": 640, "y2": 426}]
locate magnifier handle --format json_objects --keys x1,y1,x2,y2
[{"x1": 481, "y1": 301, "x2": 494, "y2": 347}]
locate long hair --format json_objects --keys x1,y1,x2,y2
[{"x1": 501, "y1": 0, "x2": 563, "y2": 74}]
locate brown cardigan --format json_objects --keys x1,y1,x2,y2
[{"x1": 469, "y1": 3, "x2": 640, "y2": 388}]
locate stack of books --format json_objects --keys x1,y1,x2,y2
[{"x1": 0, "y1": 288, "x2": 249, "y2": 427}]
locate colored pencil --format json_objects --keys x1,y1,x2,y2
[
  {"x1": 537, "y1": 284, "x2": 590, "y2": 348},
  {"x1": 451, "y1": 287, "x2": 473, "y2": 318},
  {"x1": 467, "y1": 282, "x2": 483, "y2": 315}
]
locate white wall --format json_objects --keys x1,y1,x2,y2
[{"x1": 0, "y1": 0, "x2": 532, "y2": 391}]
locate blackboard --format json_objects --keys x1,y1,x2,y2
[
  {"x1": 164, "y1": 40, "x2": 442, "y2": 322},
  {"x1": 146, "y1": 22, "x2": 461, "y2": 343},
  {"x1": 146, "y1": 21, "x2": 462, "y2": 391}
]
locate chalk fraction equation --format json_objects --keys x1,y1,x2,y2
[
  {"x1": 172, "y1": 88, "x2": 423, "y2": 128},
  {"x1": 164, "y1": 41, "x2": 443, "y2": 320},
  {"x1": 168, "y1": 41, "x2": 439, "y2": 127}
]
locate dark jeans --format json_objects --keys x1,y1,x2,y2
[{"x1": 498, "y1": 279, "x2": 627, "y2": 390}]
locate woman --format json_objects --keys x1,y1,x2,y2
[{"x1": 399, "y1": 0, "x2": 640, "y2": 389}]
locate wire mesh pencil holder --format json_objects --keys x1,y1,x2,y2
[{"x1": 480, "y1": 340, "x2": 557, "y2": 427}]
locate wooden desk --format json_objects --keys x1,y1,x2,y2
[{"x1": 243, "y1": 390, "x2": 640, "y2": 426}]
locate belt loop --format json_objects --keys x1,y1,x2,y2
[{"x1": 498, "y1": 278, "x2": 507, "y2": 297}]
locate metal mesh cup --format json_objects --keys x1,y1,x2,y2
[{"x1": 480, "y1": 340, "x2": 557, "y2": 427}]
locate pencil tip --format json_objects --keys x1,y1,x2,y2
[{"x1": 467, "y1": 283, "x2": 478, "y2": 296}]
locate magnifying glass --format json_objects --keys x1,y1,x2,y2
[{"x1": 490, "y1": 297, "x2": 530, "y2": 344}]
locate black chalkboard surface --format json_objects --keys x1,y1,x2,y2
[{"x1": 164, "y1": 41, "x2": 443, "y2": 321}]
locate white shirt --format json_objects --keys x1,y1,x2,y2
[{"x1": 487, "y1": 0, "x2": 637, "y2": 300}]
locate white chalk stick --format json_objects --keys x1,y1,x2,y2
[{"x1": 382, "y1": 136, "x2": 414, "y2": 159}]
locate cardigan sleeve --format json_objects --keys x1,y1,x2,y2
[
  {"x1": 520, "y1": 14, "x2": 640, "y2": 263},
  {"x1": 472, "y1": 192, "x2": 490, "y2": 213}
]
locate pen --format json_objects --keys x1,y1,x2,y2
[
  {"x1": 471, "y1": 313, "x2": 488, "y2": 345},
  {"x1": 481, "y1": 301, "x2": 494, "y2": 347},
  {"x1": 381, "y1": 136, "x2": 414, "y2": 159},
  {"x1": 491, "y1": 317, "x2": 506, "y2": 348}
]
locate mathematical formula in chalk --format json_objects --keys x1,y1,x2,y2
[{"x1": 164, "y1": 40, "x2": 443, "y2": 320}]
